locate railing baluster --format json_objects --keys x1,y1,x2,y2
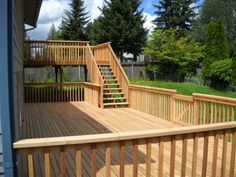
[
  {"x1": 119, "y1": 141, "x2": 125, "y2": 177},
  {"x1": 105, "y1": 143, "x2": 111, "y2": 177},
  {"x1": 191, "y1": 134, "x2": 198, "y2": 177},
  {"x1": 170, "y1": 136, "x2": 176, "y2": 177},
  {"x1": 146, "y1": 139, "x2": 151, "y2": 177},
  {"x1": 91, "y1": 144, "x2": 96, "y2": 177},
  {"x1": 181, "y1": 135, "x2": 187, "y2": 177},
  {"x1": 60, "y1": 147, "x2": 66, "y2": 177},
  {"x1": 211, "y1": 132, "x2": 219, "y2": 177},
  {"x1": 230, "y1": 129, "x2": 236, "y2": 177},
  {"x1": 221, "y1": 130, "x2": 228, "y2": 177},
  {"x1": 44, "y1": 148, "x2": 51, "y2": 177},
  {"x1": 133, "y1": 140, "x2": 138, "y2": 177},
  {"x1": 158, "y1": 138, "x2": 164, "y2": 177},
  {"x1": 76, "y1": 145, "x2": 82, "y2": 177},
  {"x1": 202, "y1": 132, "x2": 209, "y2": 177},
  {"x1": 28, "y1": 149, "x2": 34, "y2": 177}
]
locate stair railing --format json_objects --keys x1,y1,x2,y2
[
  {"x1": 93, "y1": 43, "x2": 130, "y2": 103},
  {"x1": 85, "y1": 44, "x2": 104, "y2": 107}
]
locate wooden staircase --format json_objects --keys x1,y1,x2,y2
[{"x1": 99, "y1": 65, "x2": 129, "y2": 108}]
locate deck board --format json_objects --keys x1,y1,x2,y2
[{"x1": 18, "y1": 102, "x2": 235, "y2": 177}]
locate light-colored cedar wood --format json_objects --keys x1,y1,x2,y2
[
  {"x1": 133, "y1": 140, "x2": 138, "y2": 177},
  {"x1": 158, "y1": 138, "x2": 164, "y2": 177},
  {"x1": 211, "y1": 133, "x2": 219, "y2": 177},
  {"x1": 105, "y1": 143, "x2": 111, "y2": 177},
  {"x1": 76, "y1": 146, "x2": 82, "y2": 177},
  {"x1": 119, "y1": 141, "x2": 125, "y2": 177},
  {"x1": 170, "y1": 136, "x2": 176, "y2": 177},
  {"x1": 146, "y1": 139, "x2": 151, "y2": 177},
  {"x1": 15, "y1": 102, "x2": 236, "y2": 177},
  {"x1": 44, "y1": 148, "x2": 51, "y2": 177},
  {"x1": 60, "y1": 147, "x2": 66, "y2": 177},
  {"x1": 91, "y1": 144, "x2": 96, "y2": 177},
  {"x1": 221, "y1": 131, "x2": 228, "y2": 177},
  {"x1": 202, "y1": 133, "x2": 209, "y2": 177},
  {"x1": 229, "y1": 129, "x2": 236, "y2": 177},
  {"x1": 181, "y1": 135, "x2": 187, "y2": 177},
  {"x1": 191, "y1": 134, "x2": 198, "y2": 177},
  {"x1": 28, "y1": 150, "x2": 34, "y2": 177}
]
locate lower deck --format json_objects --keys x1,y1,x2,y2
[{"x1": 19, "y1": 102, "x2": 235, "y2": 177}]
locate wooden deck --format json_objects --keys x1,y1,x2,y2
[
  {"x1": 18, "y1": 102, "x2": 235, "y2": 177},
  {"x1": 21, "y1": 102, "x2": 178, "y2": 139}
]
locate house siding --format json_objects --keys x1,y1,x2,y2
[{"x1": 13, "y1": 0, "x2": 24, "y2": 141}]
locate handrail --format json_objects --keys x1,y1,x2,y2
[
  {"x1": 24, "y1": 82, "x2": 101, "y2": 87},
  {"x1": 107, "y1": 44, "x2": 130, "y2": 85},
  {"x1": 85, "y1": 44, "x2": 104, "y2": 107},
  {"x1": 193, "y1": 93, "x2": 236, "y2": 105},
  {"x1": 25, "y1": 40, "x2": 89, "y2": 44},
  {"x1": 13, "y1": 121, "x2": 236, "y2": 148},
  {"x1": 129, "y1": 84, "x2": 176, "y2": 95}
]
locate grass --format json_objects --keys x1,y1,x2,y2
[{"x1": 131, "y1": 80, "x2": 236, "y2": 98}]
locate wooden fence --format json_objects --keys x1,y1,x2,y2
[
  {"x1": 129, "y1": 85, "x2": 236, "y2": 125},
  {"x1": 24, "y1": 82, "x2": 101, "y2": 107},
  {"x1": 14, "y1": 122, "x2": 236, "y2": 177},
  {"x1": 24, "y1": 40, "x2": 88, "y2": 66}
]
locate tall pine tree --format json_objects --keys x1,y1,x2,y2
[
  {"x1": 232, "y1": 35, "x2": 236, "y2": 84},
  {"x1": 59, "y1": 0, "x2": 89, "y2": 40},
  {"x1": 203, "y1": 19, "x2": 229, "y2": 69},
  {"x1": 192, "y1": 0, "x2": 236, "y2": 54},
  {"x1": 91, "y1": 0, "x2": 147, "y2": 61},
  {"x1": 153, "y1": 0, "x2": 198, "y2": 35},
  {"x1": 47, "y1": 23, "x2": 59, "y2": 40}
]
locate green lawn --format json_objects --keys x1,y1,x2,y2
[{"x1": 131, "y1": 80, "x2": 236, "y2": 98}]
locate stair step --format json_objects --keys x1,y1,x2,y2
[
  {"x1": 103, "y1": 88, "x2": 121, "y2": 91},
  {"x1": 103, "y1": 92, "x2": 124, "y2": 95},
  {"x1": 103, "y1": 102, "x2": 129, "y2": 106},
  {"x1": 104, "y1": 79, "x2": 118, "y2": 83},
  {"x1": 103, "y1": 97, "x2": 126, "y2": 100},
  {"x1": 103, "y1": 75, "x2": 116, "y2": 78},
  {"x1": 104, "y1": 83, "x2": 120, "y2": 86}
]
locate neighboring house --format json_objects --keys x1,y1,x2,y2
[{"x1": 0, "y1": 0, "x2": 42, "y2": 176}]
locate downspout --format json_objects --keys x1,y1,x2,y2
[{"x1": 0, "y1": 0, "x2": 16, "y2": 176}]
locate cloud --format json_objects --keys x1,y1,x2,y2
[
  {"x1": 28, "y1": 0, "x2": 155, "y2": 39},
  {"x1": 143, "y1": 12, "x2": 155, "y2": 33}
]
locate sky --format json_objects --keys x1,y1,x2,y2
[
  {"x1": 27, "y1": 0, "x2": 157, "y2": 39},
  {"x1": 27, "y1": 0, "x2": 201, "y2": 39}
]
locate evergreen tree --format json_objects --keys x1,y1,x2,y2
[
  {"x1": 59, "y1": 0, "x2": 89, "y2": 40},
  {"x1": 47, "y1": 23, "x2": 59, "y2": 40},
  {"x1": 232, "y1": 35, "x2": 236, "y2": 84},
  {"x1": 202, "y1": 20, "x2": 231, "y2": 89},
  {"x1": 153, "y1": 0, "x2": 198, "y2": 35},
  {"x1": 91, "y1": 0, "x2": 147, "y2": 61},
  {"x1": 203, "y1": 20, "x2": 229, "y2": 69},
  {"x1": 192, "y1": 0, "x2": 236, "y2": 51}
]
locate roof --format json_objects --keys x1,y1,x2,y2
[{"x1": 24, "y1": 0, "x2": 42, "y2": 27}]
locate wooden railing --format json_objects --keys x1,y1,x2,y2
[
  {"x1": 24, "y1": 82, "x2": 101, "y2": 107},
  {"x1": 93, "y1": 43, "x2": 130, "y2": 102},
  {"x1": 14, "y1": 122, "x2": 236, "y2": 177},
  {"x1": 129, "y1": 85, "x2": 236, "y2": 125},
  {"x1": 129, "y1": 85, "x2": 176, "y2": 121},
  {"x1": 86, "y1": 44, "x2": 104, "y2": 107},
  {"x1": 24, "y1": 40, "x2": 88, "y2": 66}
]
